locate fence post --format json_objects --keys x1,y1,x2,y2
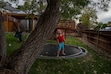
[{"x1": 97, "y1": 31, "x2": 100, "y2": 49}]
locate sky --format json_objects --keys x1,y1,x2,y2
[
  {"x1": 4, "y1": 0, "x2": 111, "y2": 23},
  {"x1": 97, "y1": 2, "x2": 111, "y2": 23}
]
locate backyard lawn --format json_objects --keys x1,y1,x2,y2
[{"x1": 6, "y1": 33, "x2": 111, "y2": 74}]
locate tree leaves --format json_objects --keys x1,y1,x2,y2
[
  {"x1": 80, "y1": 7, "x2": 98, "y2": 28},
  {"x1": 60, "y1": 0, "x2": 90, "y2": 20}
]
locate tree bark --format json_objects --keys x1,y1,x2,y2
[
  {"x1": 0, "y1": 12, "x2": 6, "y2": 65},
  {"x1": 0, "y1": 0, "x2": 60, "y2": 74}
]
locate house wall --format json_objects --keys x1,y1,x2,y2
[
  {"x1": 4, "y1": 19, "x2": 38, "y2": 32},
  {"x1": 4, "y1": 21, "x2": 14, "y2": 32},
  {"x1": 4, "y1": 14, "x2": 75, "y2": 33},
  {"x1": 20, "y1": 19, "x2": 38, "y2": 32},
  {"x1": 8, "y1": 21, "x2": 14, "y2": 32},
  {"x1": 4, "y1": 21, "x2": 8, "y2": 32}
]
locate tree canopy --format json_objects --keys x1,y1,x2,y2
[
  {"x1": 18, "y1": 0, "x2": 111, "y2": 20},
  {"x1": 79, "y1": 7, "x2": 98, "y2": 28},
  {"x1": 60, "y1": 0, "x2": 90, "y2": 20},
  {"x1": 1, "y1": 0, "x2": 111, "y2": 20}
]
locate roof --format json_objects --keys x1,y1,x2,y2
[
  {"x1": 4, "y1": 3, "x2": 20, "y2": 12},
  {"x1": 8, "y1": 13, "x2": 38, "y2": 20}
]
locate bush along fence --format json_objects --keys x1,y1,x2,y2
[{"x1": 82, "y1": 30, "x2": 111, "y2": 59}]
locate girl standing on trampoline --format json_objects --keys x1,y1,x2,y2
[{"x1": 56, "y1": 29, "x2": 66, "y2": 57}]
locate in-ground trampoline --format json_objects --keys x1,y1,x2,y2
[{"x1": 38, "y1": 43, "x2": 87, "y2": 59}]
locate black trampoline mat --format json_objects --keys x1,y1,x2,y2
[{"x1": 38, "y1": 44, "x2": 87, "y2": 59}]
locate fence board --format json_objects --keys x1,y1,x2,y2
[{"x1": 82, "y1": 30, "x2": 111, "y2": 57}]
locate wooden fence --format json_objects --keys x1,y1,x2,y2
[{"x1": 82, "y1": 30, "x2": 111, "y2": 58}]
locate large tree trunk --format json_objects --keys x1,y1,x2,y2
[
  {"x1": 0, "y1": 0, "x2": 60, "y2": 74},
  {"x1": 0, "y1": 12, "x2": 6, "y2": 65}
]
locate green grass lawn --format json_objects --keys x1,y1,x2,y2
[
  {"x1": 6, "y1": 33, "x2": 27, "y2": 55},
  {"x1": 6, "y1": 33, "x2": 111, "y2": 74}
]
